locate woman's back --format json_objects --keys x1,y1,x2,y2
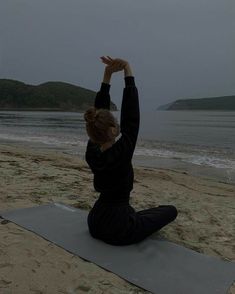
[{"x1": 85, "y1": 76, "x2": 140, "y2": 197}]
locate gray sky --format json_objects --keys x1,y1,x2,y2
[{"x1": 0, "y1": 0, "x2": 234, "y2": 111}]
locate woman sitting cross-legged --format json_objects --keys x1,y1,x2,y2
[{"x1": 84, "y1": 55, "x2": 178, "y2": 246}]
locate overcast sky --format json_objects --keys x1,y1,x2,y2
[{"x1": 0, "y1": 0, "x2": 234, "y2": 111}]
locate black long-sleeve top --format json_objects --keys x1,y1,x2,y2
[{"x1": 85, "y1": 76, "x2": 140, "y2": 202}]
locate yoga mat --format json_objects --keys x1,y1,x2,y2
[{"x1": 1, "y1": 202, "x2": 235, "y2": 294}]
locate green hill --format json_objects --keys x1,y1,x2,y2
[
  {"x1": 157, "y1": 95, "x2": 235, "y2": 111},
  {"x1": 0, "y1": 79, "x2": 117, "y2": 111}
]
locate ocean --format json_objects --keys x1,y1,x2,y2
[{"x1": 0, "y1": 110, "x2": 234, "y2": 184}]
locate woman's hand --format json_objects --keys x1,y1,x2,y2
[{"x1": 100, "y1": 56, "x2": 129, "y2": 74}]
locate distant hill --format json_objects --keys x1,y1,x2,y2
[
  {"x1": 0, "y1": 79, "x2": 117, "y2": 111},
  {"x1": 157, "y1": 102, "x2": 174, "y2": 110},
  {"x1": 157, "y1": 95, "x2": 235, "y2": 111}
]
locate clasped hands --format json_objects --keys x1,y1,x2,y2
[{"x1": 100, "y1": 56, "x2": 129, "y2": 74}]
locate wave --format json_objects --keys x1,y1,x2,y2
[{"x1": 134, "y1": 144, "x2": 235, "y2": 170}]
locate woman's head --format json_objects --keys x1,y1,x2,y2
[{"x1": 84, "y1": 107, "x2": 120, "y2": 145}]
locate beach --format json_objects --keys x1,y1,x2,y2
[{"x1": 0, "y1": 142, "x2": 234, "y2": 293}]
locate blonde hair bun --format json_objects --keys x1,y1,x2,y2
[
  {"x1": 84, "y1": 107, "x2": 98, "y2": 123},
  {"x1": 84, "y1": 107, "x2": 118, "y2": 145}
]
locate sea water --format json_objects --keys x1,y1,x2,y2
[{"x1": 0, "y1": 110, "x2": 234, "y2": 183}]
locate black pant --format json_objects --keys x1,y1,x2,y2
[{"x1": 88, "y1": 201, "x2": 178, "y2": 246}]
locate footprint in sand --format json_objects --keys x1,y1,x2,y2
[
  {"x1": 39, "y1": 249, "x2": 47, "y2": 256},
  {"x1": 8, "y1": 230, "x2": 25, "y2": 236},
  {"x1": 0, "y1": 279, "x2": 12, "y2": 286},
  {"x1": 0, "y1": 263, "x2": 13, "y2": 269},
  {"x1": 62, "y1": 261, "x2": 71, "y2": 270},
  {"x1": 74, "y1": 284, "x2": 91, "y2": 292},
  {"x1": 157, "y1": 171, "x2": 172, "y2": 181}
]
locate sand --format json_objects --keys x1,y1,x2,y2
[{"x1": 0, "y1": 143, "x2": 234, "y2": 294}]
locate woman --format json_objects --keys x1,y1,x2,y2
[{"x1": 84, "y1": 56, "x2": 178, "y2": 246}]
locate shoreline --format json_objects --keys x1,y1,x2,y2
[
  {"x1": 132, "y1": 155, "x2": 235, "y2": 185},
  {"x1": 0, "y1": 142, "x2": 234, "y2": 293},
  {"x1": 1, "y1": 138, "x2": 234, "y2": 185}
]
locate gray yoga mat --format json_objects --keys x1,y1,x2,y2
[{"x1": 1, "y1": 202, "x2": 235, "y2": 294}]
